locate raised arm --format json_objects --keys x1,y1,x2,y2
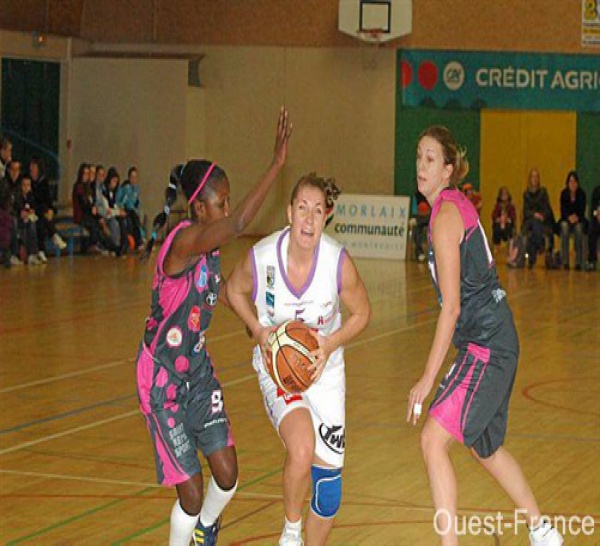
[{"x1": 174, "y1": 108, "x2": 292, "y2": 259}]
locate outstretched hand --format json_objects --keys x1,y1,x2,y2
[{"x1": 273, "y1": 107, "x2": 293, "y2": 169}]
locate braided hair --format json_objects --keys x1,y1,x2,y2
[{"x1": 140, "y1": 160, "x2": 226, "y2": 261}]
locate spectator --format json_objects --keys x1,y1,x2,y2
[
  {"x1": 117, "y1": 166, "x2": 144, "y2": 249},
  {"x1": 587, "y1": 184, "x2": 600, "y2": 271},
  {"x1": 4, "y1": 160, "x2": 21, "y2": 195},
  {"x1": 559, "y1": 170, "x2": 586, "y2": 270},
  {"x1": 3, "y1": 160, "x2": 24, "y2": 265},
  {"x1": 522, "y1": 168, "x2": 555, "y2": 269},
  {"x1": 30, "y1": 156, "x2": 67, "y2": 253},
  {"x1": 101, "y1": 167, "x2": 128, "y2": 253},
  {"x1": 14, "y1": 174, "x2": 43, "y2": 265},
  {"x1": 461, "y1": 182, "x2": 483, "y2": 216},
  {"x1": 0, "y1": 182, "x2": 12, "y2": 268},
  {"x1": 72, "y1": 162, "x2": 114, "y2": 253},
  {"x1": 0, "y1": 138, "x2": 12, "y2": 179},
  {"x1": 491, "y1": 186, "x2": 517, "y2": 247}
]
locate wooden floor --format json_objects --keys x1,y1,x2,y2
[{"x1": 0, "y1": 239, "x2": 598, "y2": 545}]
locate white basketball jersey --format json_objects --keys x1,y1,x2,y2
[{"x1": 251, "y1": 227, "x2": 346, "y2": 373}]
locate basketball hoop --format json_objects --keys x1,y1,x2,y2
[{"x1": 356, "y1": 27, "x2": 384, "y2": 70}]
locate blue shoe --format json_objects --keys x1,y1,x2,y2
[{"x1": 193, "y1": 517, "x2": 220, "y2": 545}]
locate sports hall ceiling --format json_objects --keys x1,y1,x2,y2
[{"x1": 0, "y1": 0, "x2": 586, "y2": 53}]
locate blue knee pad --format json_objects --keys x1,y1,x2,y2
[{"x1": 310, "y1": 465, "x2": 342, "y2": 519}]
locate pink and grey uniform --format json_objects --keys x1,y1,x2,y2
[
  {"x1": 426, "y1": 188, "x2": 520, "y2": 458},
  {"x1": 137, "y1": 220, "x2": 233, "y2": 486}
]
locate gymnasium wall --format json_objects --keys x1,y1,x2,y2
[
  {"x1": 1, "y1": 1, "x2": 598, "y2": 235},
  {"x1": 69, "y1": 58, "x2": 189, "y2": 219}
]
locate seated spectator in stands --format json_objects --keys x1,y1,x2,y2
[
  {"x1": 99, "y1": 167, "x2": 129, "y2": 253},
  {"x1": 412, "y1": 190, "x2": 430, "y2": 262},
  {"x1": 587, "y1": 184, "x2": 600, "y2": 271},
  {"x1": 117, "y1": 166, "x2": 144, "y2": 248},
  {"x1": 30, "y1": 156, "x2": 67, "y2": 252},
  {"x1": 559, "y1": 170, "x2": 587, "y2": 270},
  {"x1": 0, "y1": 183, "x2": 12, "y2": 268},
  {"x1": 0, "y1": 138, "x2": 12, "y2": 179},
  {"x1": 492, "y1": 186, "x2": 517, "y2": 247},
  {"x1": 72, "y1": 162, "x2": 117, "y2": 254},
  {"x1": 14, "y1": 174, "x2": 43, "y2": 265},
  {"x1": 4, "y1": 160, "x2": 22, "y2": 196},
  {"x1": 522, "y1": 168, "x2": 555, "y2": 268},
  {"x1": 3, "y1": 160, "x2": 25, "y2": 265},
  {"x1": 461, "y1": 182, "x2": 483, "y2": 216}
]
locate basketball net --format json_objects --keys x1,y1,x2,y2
[{"x1": 357, "y1": 28, "x2": 383, "y2": 70}]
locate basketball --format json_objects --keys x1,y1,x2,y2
[{"x1": 266, "y1": 320, "x2": 319, "y2": 393}]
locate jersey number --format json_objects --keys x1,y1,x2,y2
[{"x1": 211, "y1": 390, "x2": 223, "y2": 414}]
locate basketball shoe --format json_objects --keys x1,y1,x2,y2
[
  {"x1": 192, "y1": 517, "x2": 220, "y2": 545},
  {"x1": 529, "y1": 520, "x2": 563, "y2": 545},
  {"x1": 279, "y1": 525, "x2": 303, "y2": 546}
]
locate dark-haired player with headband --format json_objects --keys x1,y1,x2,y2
[{"x1": 136, "y1": 108, "x2": 292, "y2": 546}]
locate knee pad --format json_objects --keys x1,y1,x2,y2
[{"x1": 310, "y1": 465, "x2": 342, "y2": 519}]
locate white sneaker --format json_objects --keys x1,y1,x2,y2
[
  {"x1": 529, "y1": 521, "x2": 563, "y2": 545},
  {"x1": 28, "y1": 255, "x2": 42, "y2": 266},
  {"x1": 37, "y1": 251, "x2": 48, "y2": 263},
  {"x1": 52, "y1": 233, "x2": 67, "y2": 250},
  {"x1": 10, "y1": 255, "x2": 23, "y2": 266},
  {"x1": 279, "y1": 527, "x2": 303, "y2": 546}
]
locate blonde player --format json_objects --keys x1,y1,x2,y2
[
  {"x1": 407, "y1": 126, "x2": 563, "y2": 546},
  {"x1": 226, "y1": 174, "x2": 371, "y2": 545}
]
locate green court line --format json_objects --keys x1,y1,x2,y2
[
  {"x1": 6, "y1": 488, "x2": 153, "y2": 545},
  {"x1": 114, "y1": 468, "x2": 281, "y2": 544}
]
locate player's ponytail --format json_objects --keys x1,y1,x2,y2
[{"x1": 140, "y1": 164, "x2": 183, "y2": 261}]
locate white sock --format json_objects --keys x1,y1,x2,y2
[
  {"x1": 199, "y1": 477, "x2": 238, "y2": 528},
  {"x1": 169, "y1": 500, "x2": 199, "y2": 546},
  {"x1": 285, "y1": 516, "x2": 302, "y2": 531}
]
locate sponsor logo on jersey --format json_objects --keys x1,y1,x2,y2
[
  {"x1": 193, "y1": 332, "x2": 206, "y2": 353},
  {"x1": 266, "y1": 291, "x2": 275, "y2": 307},
  {"x1": 197, "y1": 265, "x2": 208, "y2": 290},
  {"x1": 267, "y1": 265, "x2": 275, "y2": 289},
  {"x1": 188, "y1": 305, "x2": 201, "y2": 332},
  {"x1": 166, "y1": 327, "x2": 183, "y2": 348},
  {"x1": 205, "y1": 292, "x2": 218, "y2": 307},
  {"x1": 319, "y1": 423, "x2": 345, "y2": 454}
]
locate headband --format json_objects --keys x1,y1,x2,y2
[{"x1": 187, "y1": 162, "x2": 216, "y2": 205}]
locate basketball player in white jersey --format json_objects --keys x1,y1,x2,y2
[{"x1": 226, "y1": 173, "x2": 371, "y2": 545}]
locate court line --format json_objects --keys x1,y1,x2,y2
[
  {"x1": 5, "y1": 488, "x2": 154, "y2": 546},
  {"x1": 522, "y1": 377, "x2": 600, "y2": 418},
  {"x1": 0, "y1": 374, "x2": 256, "y2": 456},
  {"x1": 113, "y1": 469, "x2": 282, "y2": 544},
  {"x1": 0, "y1": 358, "x2": 136, "y2": 395},
  {"x1": 0, "y1": 330, "x2": 245, "y2": 395},
  {"x1": 0, "y1": 394, "x2": 134, "y2": 435}
]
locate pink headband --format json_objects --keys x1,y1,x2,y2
[{"x1": 188, "y1": 162, "x2": 216, "y2": 205}]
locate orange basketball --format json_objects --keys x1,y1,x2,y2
[{"x1": 266, "y1": 320, "x2": 319, "y2": 393}]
